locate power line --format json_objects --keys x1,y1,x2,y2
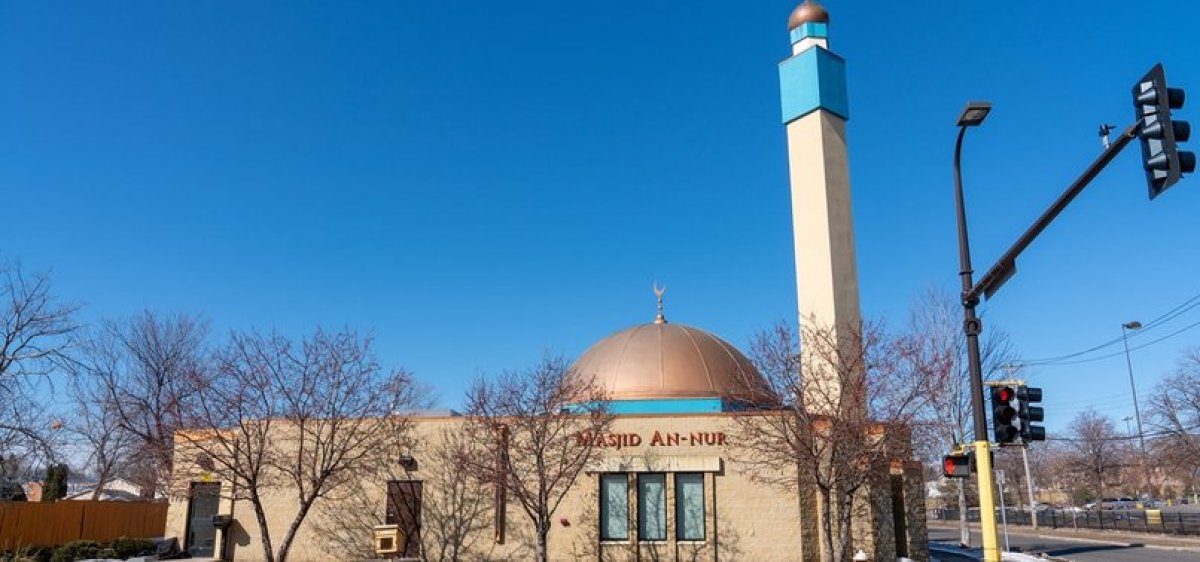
[
  {"x1": 1017, "y1": 314, "x2": 1200, "y2": 367},
  {"x1": 1047, "y1": 426, "x2": 1199, "y2": 443},
  {"x1": 1012, "y1": 290, "x2": 1200, "y2": 366},
  {"x1": 1027, "y1": 318, "x2": 1200, "y2": 367}
]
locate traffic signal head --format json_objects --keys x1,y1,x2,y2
[
  {"x1": 991, "y1": 386, "x2": 1019, "y2": 444},
  {"x1": 943, "y1": 453, "x2": 971, "y2": 479},
  {"x1": 1133, "y1": 63, "x2": 1195, "y2": 199},
  {"x1": 1017, "y1": 385, "x2": 1046, "y2": 443}
]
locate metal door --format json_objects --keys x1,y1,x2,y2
[{"x1": 185, "y1": 482, "x2": 221, "y2": 556}]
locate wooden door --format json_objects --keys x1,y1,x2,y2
[{"x1": 386, "y1": 481, "x2": 422, "y2": 558}]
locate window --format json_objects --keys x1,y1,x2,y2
[
  {"x1": 675, "y1": 473, "x2": 705, "y2": 540},
  {"x1": 637, "y1": 473, "x2": 667, "y2": 541},
  {"x1": 600, "y1": 474, "x2": 629, "y2": 541}
]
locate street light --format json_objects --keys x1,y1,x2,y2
[
  {"x1": 952, "y1": 100, "x2": 1003, "y2": 562},
  {"x1": 1121, "y1": 320, "x2": 1152, "y2": 501},
  {"x1": 958, "y1": 101, "x2": 992, "y2": 127}
]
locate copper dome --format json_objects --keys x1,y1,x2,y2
[
  {"x1": 788, "y1": 0, "x2": 830, "y2": 30},
  {"x1": 570, "y1": 322, "x2": 770, "y2": 403}
]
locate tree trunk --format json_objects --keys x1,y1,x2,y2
[
  {"x1": 250, "y1": 496, "x2": 276, "y2": 562},
  {"x1": 957, "y1": 479, "x2": 970, "y2": 547},
  {"x1": 818, "y1": 488, "x2": 835, "y2": 562},
  {"x1": 536, "y1": 518, "x2": 549, "y2": 562},
  {"x1": 835, "y1": 490, "x2": 854, "y2": 562},
  {"x1": 276, "y1": 497, "x2": 316, "y2": 562},
  {"x1": 90, "y1": 467, "x2": 111, "y2": 501}
]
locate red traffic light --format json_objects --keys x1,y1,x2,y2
[{"x1": 996, "y1": 386, "x2": 1015, "y2": 402}]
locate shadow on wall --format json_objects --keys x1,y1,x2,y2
[
  {"x1": 308, "y1": 429, "x2": 500, "y2": 562},
  {"x1": 222, "y1": 517, "x2": 251, "y2": 560},
  {"x1": 568, "y1": 451, "x2": 745, "y2": 562}
]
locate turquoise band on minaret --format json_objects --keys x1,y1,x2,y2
[
  {"x1": 789, "y1": 22, "x2": 828, "y2": 44},
  {"x1": 779, "y1": 47, "x2": 849, "y2": 123}
]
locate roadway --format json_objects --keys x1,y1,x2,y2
[{"x1": 928, "y1": 525, "x2": 1200, "y2": 562}]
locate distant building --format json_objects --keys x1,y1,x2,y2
[{"x1": 63, "y1": 478, "x2": 154, "y2": 502}]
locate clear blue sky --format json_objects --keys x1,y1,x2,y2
[{"x1": 3, "y1": 1, "x2": 1198, "y2": 432}]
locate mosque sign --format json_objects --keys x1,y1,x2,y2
[{"x1": 575, "y1": 430, "x2": 728, "y2": 450}]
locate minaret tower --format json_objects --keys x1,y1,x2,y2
[{"x1": 779, "y1": 1, "x2": 862, "y2": 387}]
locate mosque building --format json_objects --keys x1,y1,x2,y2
[{"x1": 166, "y1": 2, "x2": 930, "y2": 560}]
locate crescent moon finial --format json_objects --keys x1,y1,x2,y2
[{"x1": 652, "y1": 282, "x2": 667, "y2": 324}]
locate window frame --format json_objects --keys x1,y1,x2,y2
[
  {"x1": 674, "y1": 472, "x2": 706, "y2": 542},
  {"x1": 599, "y1": 473, "x2": 630, "y2": 542},
  {"x1": 636, "y1": 472, "x2": 668, "y2": 542}
]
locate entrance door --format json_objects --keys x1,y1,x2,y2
[
  {"x1": 185, "y1": 482, "x2": 221, "y2": 557},
  {"x1": 386, "y1": 481, "x2": 422, "y2": 558}
]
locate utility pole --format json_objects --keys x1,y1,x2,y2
[{"x1": 1021, "y1": 446, "x2": 1038, "y2": 529}]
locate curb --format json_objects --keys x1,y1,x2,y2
[
  {"x1": 929, "y1": 521, "x2": 1200, "y2": 552},
  {"x1": 929, "y1": 544, "x2": 1059, "y2": 562},
  {"x1": 1030, "y1": 533, "x2": 1134, "y2": 547}
]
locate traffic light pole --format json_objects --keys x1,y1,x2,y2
[
  {"x1": 955, "y1": 118, "x2": 1140, "y2": 562},
  {"x1": 970, "y1": 123, "x2": 1139, "y2": 302}
]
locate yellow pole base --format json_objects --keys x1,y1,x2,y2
[{"x1": 974, "y1": 440, "x2": 1001, "y2": 562}]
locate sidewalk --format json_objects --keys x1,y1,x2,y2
[{"x1": 928, "y1": 520, "x2": 1200, "y2": 552}]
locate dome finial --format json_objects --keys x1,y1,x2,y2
[
  {"x1": 788, "y1": 0, "x2": 830, "y2": 30},
  {"x1": 652, "y1": 282, "x2": 667, "y2": 324}
]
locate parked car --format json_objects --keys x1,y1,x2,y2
[
  {"x1": 1101, "y1": 497, "x2": 1138, "y2": 510},
  {"x1": 1083, "y1": 497, "x2": 1137, "y2": 510}
]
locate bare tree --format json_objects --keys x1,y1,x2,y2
[
  {"x1": 66, "y1": 376, "x2": 138, "y2": 499},
  {"x1": 1063, "y1": 408, "x2": 1126, "y2": 501},
  {"x1": 905, "y1": 287, "x2": 1020, "y2": 545},
  {"x1": 74, "y1": 311, "x2": 209, "y2": 496},
  {"x1": 418, "y1": 430, "x2": 493, "y2": 561},
  {"x1": 0, "y1": 262, "x2": 78, "y2": 468},
  {"x1": 177, "y1": 328, "x2": 420, "y2": 562},
  {"x1": 460, "y1": 355, "x2": 613, "y2": 562},
  {"x1": 309, "y1": 428, "x2": 491, "y2": 562},
  {"x1": 1148, "y1": 347, "x2": 1200, "y2": 477},
  {"x1": 731, "y1": 320, "x2": 926, "y2": 562}
]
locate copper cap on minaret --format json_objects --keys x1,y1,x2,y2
[{"x1": 788, "y1": 0, "x2": 830, "y2": 30}]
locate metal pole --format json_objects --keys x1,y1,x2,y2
[
  {"x1": 1022, "y1": 446, "x2": 1038, "y2": 529},
  {"x1": 1121, "y1": 325, "x2": 1152, "y2": 502},
  {"x1": 954, "y1": 124, "x2": 1002, "y2": 562},
  {"x1": 969, "y1": 124, "x2": 1138, "y2": 301},
  {"x1": 997, "y1": 470, "x2": 1010, "y2": 552}
]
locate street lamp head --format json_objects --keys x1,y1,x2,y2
[
  {"x1": 957, "y1": 101, "x2": 992, "y2": 127},
  {"x1": 1123, "y1": 320, "x2": 1143, "y2": 330}
]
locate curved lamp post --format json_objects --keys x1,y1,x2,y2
[
  {"x1": 1121, "y1": 320, "x2": 1152, "y2": 501},
  {"x1": 953, "y1": 100, "x2": 1003, "y2": 562}
]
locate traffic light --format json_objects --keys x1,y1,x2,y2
[
  {"x1": 991, "y1": 386, "x2": 1019, "y2": 445},
  {"x1": 1132, "y1": 63, "x2": 1194, "y2": 199},
  {"x1": 1017, "y1": 385, "x2": 1046, "y2": 443},
  {"x1": 943, "y1": 453, "x2": 971, "y2": 479}
]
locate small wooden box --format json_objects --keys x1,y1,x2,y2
[{"x1": 372, "y1": 524, "x2": 402, "y2": 556}]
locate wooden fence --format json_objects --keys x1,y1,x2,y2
[{"x1": 0, "y1": 500, "x2": 168, "y2": 550}]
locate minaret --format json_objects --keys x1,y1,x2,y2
[{"x1": 779, "y1": 1, "x2": 862, "y2": 401}]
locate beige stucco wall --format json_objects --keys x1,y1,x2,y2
[{"x1": 167, "y1": 413, "x2": 925, "y2": 561}]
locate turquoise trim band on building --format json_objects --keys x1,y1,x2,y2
[
  {"x1": 567, "y1": 398, "x2": 727, "y2": 415},
  {"x1": 607, "y1": 398, "x2": 725, "y2": 414},
  {"x1": 778, "y1": 47, "x2": 849, "y2": 123},
  {"x1": 789, "y1": 22, "x2": 828, "y2": 44}
]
